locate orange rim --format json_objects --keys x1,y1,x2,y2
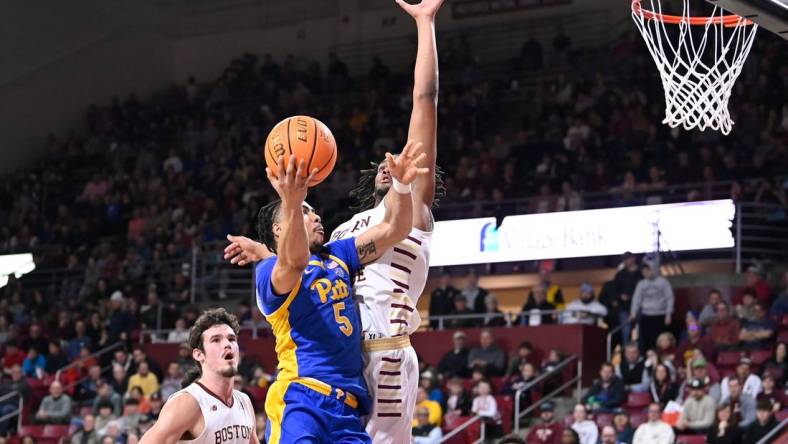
[{"x1": 632, "y1": 0, "x2": 753, "y2": 26}]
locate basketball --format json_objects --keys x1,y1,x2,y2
[{"x1": 264, "y1": 115, "x2": 337, "y2": 187}]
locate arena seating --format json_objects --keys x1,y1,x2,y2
[{"x1": 0, "y1": 5, "x2": 786, "y2": 443}]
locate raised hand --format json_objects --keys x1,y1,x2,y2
[
  {"x1": 267, "y1": 155, "x2": 317, "y2": 205},
  {"x1": 385, "y1": 140, "x2": 429, "y2": 186},
  {"x1": 395, "y1": 0, "x2": 445, "y2": 19},
  {"x1": 224, "y1": 234, "x2": 272, "y2": 266}
]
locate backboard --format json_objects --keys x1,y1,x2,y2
[{"x1": 708, "y1": 0, "x2": 788, "y2": 38}]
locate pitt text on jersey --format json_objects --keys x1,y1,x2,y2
[{"x1": 309, "y1": 276, "x2": 352, "y2": 336}]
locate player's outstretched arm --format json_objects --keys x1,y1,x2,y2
[
  {"x1": 139, "y1": 394, "x2": 201, "y2": 444},
  {"x1": 267, "y1": 155, "x2": 317, "y2": 294},
  {"x1": 355, "y1": 141, "x2": 428, "y2": 264},
  {"x1": 396, "y1": 0, "x2": 444, "y2": 229},
  {"x1": 224, "y1": 234, "x2": 274, "y2": 266}
]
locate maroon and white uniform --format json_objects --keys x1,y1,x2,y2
[
  {"x1": 331, "y1": 201, "x2": 432, "y2": 443},
  {"x1": 170, "y1": 383, "x2": 255, "y2": 444}
]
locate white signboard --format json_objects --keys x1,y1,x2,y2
[
  {"x1": 0, "y1": 253, "x2": 35, "y2": 288},
  {"x1": 430, "y1": 200, "x2": 735, "y2": 267}
]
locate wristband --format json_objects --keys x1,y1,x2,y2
[{"x1": 392, "y1": 178, "x2": 411, "y2": 194}]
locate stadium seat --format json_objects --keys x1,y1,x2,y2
[
  {"x1": 630, "y1": 411, "x2": 648, "y2": 428},
  {"x1": 247, "y1": 386, "x2": 267, "y2": 404},
  {"x1": 495, "y1": 395, "x2": 513, "y2": 434},
  {"x1": 751, "y1": 349, "x2": 773, "y2": 366},
  {"x1": 17, "y1": 425, "x2": 44, "y2": 438},
  {"x1": 776, "y1": 409, "x2": 788, "y2": 422},
  {"x1": 464, "y1": 419, "x2": 482, "y2": 443},
  {"x1": 594, "y1": 412, "x2": 614, "y2": 428},
  {"x1": 719, "y1": 368, "x2": 736, "y2": 379},
  {"x1": 716, "y1": 350, "x2": 742, "y2": 368},
  {"x1": 42, "y1": 424, "x2": 69, "y2": 438},
  {"x1": 676, "y1": 435, "x2": 706, "y2": 444},
  {"x1": 626, "y1": 392, "x2": 651, "y2": 409},
  {"x1": 490, "y1": 377, "x2": 505, "y2": 394},
  {"x1": 443, "y1": 414, "x2": 472, "y2": 432}
]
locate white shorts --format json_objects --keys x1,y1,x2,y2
[{"x1": 363, "y1": 338, "x2": 419, "y2": 444}]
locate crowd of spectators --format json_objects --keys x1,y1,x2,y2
[{"x1": 0, "y1": 18, "x2": 786, "y2": 444}]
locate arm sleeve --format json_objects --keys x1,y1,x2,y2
[
  {"x1": 255, "y1": 258, "x2": 295, "y2": 315},
  {"x1": 741, "y1": 398, "x2": 757, "y2": 426},
  {"x1": 474, "y1": 396, "x2": 498, "y2": 418},
  {"x1": 325, "y1": 237, "x2": 361, "y2": 276},
  {"x1": 605, "y1": 380, "x2": 626, "y2": 408},
  {"x1": 494, "y1": 349, "x2": 505, "y2": 373},
  {"x1": 664, "y1": 279, "x2": 675, "y2": 315},
  {"x1": 688, "y1": 400, "x2": 716, "y2": 429},
  {"x1": 631, "y1": 282, "x2": 643, "y2": 317},
  {"x1": 52, "y1": 397, "x2": 72, "y2": 421},
  {"x1": 427, "y1": 427, "x2": 443, "y2": 444}
]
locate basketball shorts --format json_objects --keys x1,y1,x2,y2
[
  {"x1": 265, "y1": 379, "x2": 371, "y2": 444},
  {"x1": 362, "y1": 338, "x2": 419, "y2": 444}
]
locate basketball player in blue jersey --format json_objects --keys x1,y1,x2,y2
[
  {"x1": 255, "y1": 143, "x2": 427, "y2": 444},
  {"x1": 224, "y1": 2, "x2": 444, "y2": 441}
]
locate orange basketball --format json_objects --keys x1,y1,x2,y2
[{"x1": 264, "y1": 115, "x2": 337, "y2": 187}]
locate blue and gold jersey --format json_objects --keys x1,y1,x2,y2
[{"x1": 255, "y1": 238, "x2": 370, "y2": 412}]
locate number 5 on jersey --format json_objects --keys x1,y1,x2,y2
[
  {"x1": 333, "y1": 302, "x2": 352, "y2": 336},
  {"x1": 310, "y1": 278, "x2": 353, "y2": 336}
]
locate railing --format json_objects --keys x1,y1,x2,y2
[
  {"x1": 0, "y1": 390, "x2": 23, "y2": 433},
  {"x1": 139, "y1": 324, "x2": 269, "y2": 345},
  {"x1": 513, "y1": 355, "x2": 583, "y2": 435},
  {"x1": 606, "y1": 319, "x2": 635, "y2": 362},
  {"x1": 756, "y1": 416, "x2": 788, "y2": 444},
  {"x1": 54, "y1": 341, "x2": 124, "y2": 382},
  {"x1": 439, "y1": 414, "x2": 486, "y2": 444},
  {"x1": 424, "y1": 309, "x2": 605, "y2": 331},
  {"x1": 12, "y1": 195, "x2": 786, "y2": 308}
]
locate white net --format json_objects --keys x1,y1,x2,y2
[{"x1": 631, "y1": 0, "x2": 758, "y2": 135}]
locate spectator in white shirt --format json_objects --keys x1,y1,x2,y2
[
  {"x1": 472, "y1": 380, "x2": 501, "y2": 439},
  {"x1": 570, "y1": 403, "x2": 598, "y2": 444},
  {"x1": 562, "y1": 283, "x2": 607, "y2": 325},
  {"x1": 412, "y1": 406, "x2": 442, "y2": 444},
  {"x1": 632, "y1": 403, "x2": 674, "y2": 444},
  {"x1": 471, "y1": 380, "x2": 499, "y2": 420},
  {"x1": 166, "y1": 318, "x2": 190, "y2": 343},
  {"x1": 720, "y1": 357, "x2": 762, "y2": 400}
]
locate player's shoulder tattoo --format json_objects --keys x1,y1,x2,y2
[{"x1": 356, "y1": 240, "x2": 377, "y2": 262}]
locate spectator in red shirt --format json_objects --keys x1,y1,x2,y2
[
  {"x1": 676, "y1": 321, "x2": 715, "y2": 367},
  {"x1": 733, "y1": 266, "x2": 772, "y2": 307},
  {"x1": 526, "y1": 402, "x2": 563, "y2": 444},
  {"x1": 1, "y1": 342, "x2": 25, "y2": 374},
  {"x1": 708, "y1": 302, "x2": 741, "y2": 350}
]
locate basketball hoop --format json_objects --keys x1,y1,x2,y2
[{"x1": 631, "y1": 0, "x2": 758, "y2": 135}]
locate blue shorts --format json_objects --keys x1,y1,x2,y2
[{"x1": 265, "y1": 380, "x2": 371, "y2": 444}]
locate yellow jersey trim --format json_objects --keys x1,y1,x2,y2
[
  {"x1": 294, "y1": 377, "x2": 358, "y2": 409},
  {"x1": 266, "y1": 275, "x2": 302, "y2": 319},
  {"x1": 264, "y1": 380, "x2": 290, "y2": 444}
]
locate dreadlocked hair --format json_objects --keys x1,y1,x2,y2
[
  {"x1": 349, "y1": 162, "x2": 447, "y2": 212},
  {"x1": 181, "y1": 308, "x2": 241, "y2": 387},
  {"x1": 257, "y1": 200, "x2": 282, "y2": 254}
]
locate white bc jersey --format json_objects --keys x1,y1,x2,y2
[
  {"x1": 170, "y1": 383, "x2": 255, "y2": 444},
  {"x1": 330, "y1": 201, "x2": 432, "y2": 338}
]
